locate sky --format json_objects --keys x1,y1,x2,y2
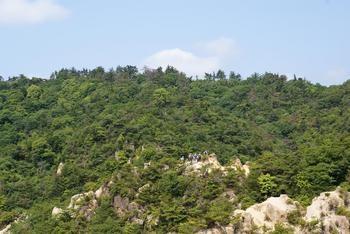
[{"x1": 0, "y1": 0, "x2": 349, "y2": 85}]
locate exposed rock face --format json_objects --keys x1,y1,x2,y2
[
  {"x1": 67, "y1": 191, "x2": 98, "y2": 220},
  {"x1": 305, "y1": 188, "x2": 349, "y2": 220},
  {"x1": 0, "y1": 224, "x2": 11, "y2": 234},
  {"x1": 113, "y1": 195, "x2": 131, "y2": 216},
  {"x1": 136, "y1": 183, "x2": 151, "y2": 198},
  {"x1": 0, "y1": 216, "x2": 27, "y2": 234},
  {"x1": 320, "y1": 215, "x2": 349, "y2": 234},
  {"x1": 144, "y1": 162, "x2": 151, "y2": 169},
  {"x1": 196, "y1": 195, "x2": 297, "y2": 234},
  {"x1": 197, "y1": 188, "x2": 350, "y2": 234},
  {"x1": 234, "y1": 195, "x2": 298, "y2": 233},
  {"x1": 95, "y1": 181, "x2": 113, "y2": 199},
  {"x1": 229, "y1": 158, "x2": 250, "y2": 177},
  {"x1": 52, "y1": 207, "x2": 64, "y2": 217},
  {"x1": 146, "y1": 214, "x2": 159, "y2": 230},
  {"x1": 52, "y1": 181, "x2": 112, "y2": 220},
  {"x1": 113, "y1": 195, "x2": 145, "y2": 225},
  {"x1": 220, "y1": 190, "x2": 237, "y2": 203},
  {"x1": 184, "y1": 155, "x2": 250, "y2": 177},
  {"x1": 304, "y1": 188, "x2": 350, "y2": 234},
  {"x1": 184, "y1": 154, "x2": 225, "y2": 175},
  {"x1": 56, "y1": 162, "x2": 64, "y2": 176},
  {"x1": 52, "y1": 179, "x2": 149, "y2": 225}
]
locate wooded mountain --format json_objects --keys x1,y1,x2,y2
[{"x1": 0, "y1": 66, "x2": 349, "y2": 233}]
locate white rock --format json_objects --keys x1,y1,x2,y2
[
  {"x1": 138, "y1": 183, "x2": 151, "y2": 193},
  {"x1": 56, "y1": 162, "x2": 64, "y2": 176},
  {"x1": 321, "y1": 214, "x2": 349, "y2": 234},
  {"x1": 0, "y1": 224, "x2": 11, "y2": 234},
  {"x1": 95, "y1": 182, "x2": 111, "y2": 199},
  {"x1": 144, "y1": 162, "x2": 151, "y2": 169},
  {"x1": 242, "y1": 164, "x2": 250, "y2": 177},
  {"x1": 52, "y1": 207, "x2": 64, "y2": 217},
  {"x1": 68, "y1": 191, "x2": 95, "y2": 210},
  {"x1": 94, "y1": 187, "x2": 104, "y2": 199},
  {"x1": 195, "y1": 188, "x2": 350, "y2": 234},
  {"x1": 235, "y1": 195, "x2": 298, "y2": 232},
  {"x1": 229, "y1": 158, "x2": 250, "y2": 177},
  {"x1": 304, "y1": 188, "x2": 350, "y2": 234},
  {"x1": 0, "y1": 216, "x2": 27, "y2": 234},
  {"x1": 185, "y1": 154, "x2": 225, "y2": 175},
  {"x1": 53, "y1": 180, "x2": 115, "y2": 220},
  {"x1": 130, "y1": 217, "x2": 144, "y2": 225},
  {"x1": 305, "y1": 188, "x2": 347, "y2": 221}
]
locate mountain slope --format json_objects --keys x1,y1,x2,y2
[{"x1": 0, "y1": 67, "x2": 349, "y2": 233}]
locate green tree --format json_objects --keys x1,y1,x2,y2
[
  {"x1": 153, "y1": 88, "x2": 170, "y2": 107},
  {"x1": 205, "y1": 197, "x2": 232, "y2": 225},
  {"x1": 26, "y1": 84, "x2": 42, "y2": 99},
  {"x1": 258, "y1": 173, "x2": 278, "y2": 196}
]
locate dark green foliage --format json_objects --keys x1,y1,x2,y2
[
  {"x1": 271, "y1": 223, "x2": 293, "y2": 234},
  {"x1": 287, "y1": 209, "x2": 303, "y2": 225},
  {"x1": 0, "y1": 67, "x2": 349, "y2": 232},
  {"x1": 205, "y1": 197, "x2": 232, "y2": 225}
]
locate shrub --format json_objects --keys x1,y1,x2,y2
[{"x1": 287, "y1": 209, "x2": 303, "y2": 225}]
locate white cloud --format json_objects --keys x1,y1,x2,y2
[
  {"x1": 196, "y1": 37, "x2": 236, "y2": 57},
  {"x1": 0, "y1": 0, "x2": 69, "y2": 25},
  {"x1": 143, "y1": 48, "x2": 219, "y2": 77},
  {"x1": 143, "y1": 38, "x2": 237, "y2": 77}
]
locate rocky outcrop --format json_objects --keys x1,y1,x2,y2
[
  {"x1": 197, "y1": 188, "x2": 350, "y2": 234},
  {"x1": 113, "y1": 195, "x2": 145, "y2": 225},
  {"x1": 136, "y1": 183, "x2": 151, "y2": 198},
  {"x1": 184, "y1": 154, "x2": 225, "y2": 175},
  {"x1": 51, "y1": 153, "x2": 349, "y2": 233},
  {"x1": 305, "y1": 188, "x2": 349, "y2": 220},
  {"x1": 318, "y1": 215, "x2": 349, "y2": 234},
  {"x1": 52, "y1": 180, "x2": 147, "y2": 225},
  {"x1": 196, "y1": 195, "x2": 297, "y2": 234},
  {"x1": 234, "y1": 195, "x2": 298, "y2": 233},
  {"x1": 52, "y1": 181, "x2": 112, "y2": 220},
  {"x1": 304, "y1": 188, "x2": 350, "y2": 234},
  {"x1": 0, "y1": 224, "x2": 11, "y2": 234},
  {"x1": 68, "y1": 191, "x2": 98, "y2": 220},
  {"x1": 220, "y1": 190, "x2": 237, "y2": 203},
  {"x1": 95, "y1": 181, "x2": 113, "y2": 199},
  {"x1": 0, "y1": 216, "x2": 27, "y2": 234},
  {"x1": 229, "y1": 158, "x2": 250, "y2": 177},
  {"x1": 52, "y1": 207, "x2": 64, "y2": 217},
  {"x1": 144, "y1": 162, "x2": 151, "y2": 169},
  {"x1": 184, "y1": 154, "x2": 250, "y2": 177},
  {"x1": 56, "y1": 162, "x2": 64, "y2": 176},
  {"x1": 146, "y1": 213, "x2": 159, "y2": 230}
]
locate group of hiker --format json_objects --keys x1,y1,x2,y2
[{"x1": 181, "y1": 151, "x2": 209, "y2": 162}]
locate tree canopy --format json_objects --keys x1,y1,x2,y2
[{"x1": 0, "y1": 66, "x2": 349, "y2": 233}]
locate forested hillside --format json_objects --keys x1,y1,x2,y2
[{"x1": 0, "y1": 66, "x2": 349, "y2": 233}]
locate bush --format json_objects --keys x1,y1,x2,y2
[
  {"x1": 205, "y1": 198, "x2": 232, "y2": 225},
  {"x1": 271, "y1": 223, "x2": 293, "y2": 234},
  {"x1": 336, "y1": 207, "x2": 350, "y2": 219},
  {"x1": 287, "y1": 209, "x2": 303, "y2": 225},
  {"x1": 0, "y1": 211, "x2": 17, "y2": 229}
]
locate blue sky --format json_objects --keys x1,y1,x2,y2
[{"x1": 0, "y1": 0, "x2": 349, "y2": 85}]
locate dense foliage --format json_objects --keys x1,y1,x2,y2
[{"x1": 0, "y1": 66, "x2": 349, "y2": 233}]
